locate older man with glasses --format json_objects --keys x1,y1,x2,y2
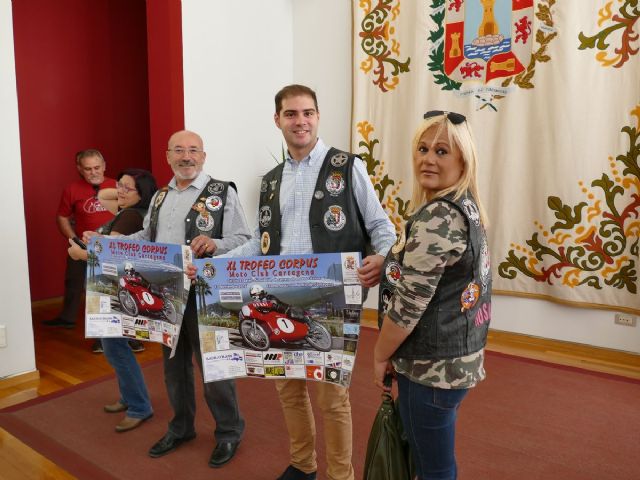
[
  {"x1": 125, "y1": 130, "x2": 251, "y2": 467},
  {"x1": 44, "y1": 149, "x2": 116, "y2": 336}
]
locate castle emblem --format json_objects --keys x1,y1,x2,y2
[
  {"x1": 429, "y1": 0, "x2": 557, "y2": 109},
  {"x1": 443, "y1": 0, "x2": 532, "y2": 84}
]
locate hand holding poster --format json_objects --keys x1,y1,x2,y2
[
  {"x1": 85, "y1": 237, "x2": 192, "y2": 349},
  {"x1": 193, "y1": 252, "x2": 363, "y2": 387}
]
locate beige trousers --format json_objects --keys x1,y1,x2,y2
[{"x1": 275, "y1": 379, "x2": 355, "y2": 480}]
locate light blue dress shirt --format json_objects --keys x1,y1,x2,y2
[
  {"x1": 129, "y1": 172, "x2": 251, "y2": 254},
  {"x1": 229, "y1": 138, "x2": 395, "y2": 257}
]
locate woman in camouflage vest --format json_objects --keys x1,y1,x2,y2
[{"x1": 373, "y1": 111, "x2": 491, "y2": 480}]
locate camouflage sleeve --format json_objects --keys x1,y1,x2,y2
[{"x1": 387, "y1": 201, "x2": 468, "y2": 330}]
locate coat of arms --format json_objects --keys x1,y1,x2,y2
[{"x1": 429, "y1": 0, "x2": 557, "y2": 110}]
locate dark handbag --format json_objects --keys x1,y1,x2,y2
[{"x1": 363, "y1": 375, "x2": 414, "y2": 480}]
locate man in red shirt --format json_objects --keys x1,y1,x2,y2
[{"x1": 43, "y1": 149, "x2": 116, "y2": 332}]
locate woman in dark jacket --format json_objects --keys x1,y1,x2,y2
[{"x1": 69, "y1": 168, "x2": 158, "y2": 432}]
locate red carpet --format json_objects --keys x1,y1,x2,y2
[{"x1": 1, "y1": 328, "x2": 639, "y2": 479}]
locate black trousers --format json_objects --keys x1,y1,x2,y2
[
  {"x1": 59, "y1": 256, "x2": 86, "y2": 323},
  {"x1": 162, "y1": 289, "x2": 245, "y2": 442}
]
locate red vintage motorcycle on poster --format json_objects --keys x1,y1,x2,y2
[
  {"x1": 117, "y1": 263, "x2": 177, "y2": 323},
  {"x1": 238, "y1": 297, "x2": 333, "y2": 352}
]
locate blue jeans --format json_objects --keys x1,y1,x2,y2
[
  {"x1": 102, "y1": 337, "x2": 153, "y2": 419},
  {"x1": 396, "y1": 374, "x2": 468, "y2": 480}
]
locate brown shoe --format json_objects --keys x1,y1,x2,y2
[
  {"x1": 104, "y1": 401, "x2": 127, "y2": 413},
  {"x1": 115, "y1": 414, "x2": 152, "y2": 433}
]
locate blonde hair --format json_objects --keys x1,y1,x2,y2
[{"x1": 409, "y1": 115, "x2": 489, "y2": 227}]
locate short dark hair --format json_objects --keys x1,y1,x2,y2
[
  {"x1": 77, "y1": 149, "x2": 105, "y2": 165},
  {"x1": 274, "y1": 84, "x2": 319, "y2": 114},
  {"x1": 117, "y1": 169, "x2": 158, "y2": 210}
]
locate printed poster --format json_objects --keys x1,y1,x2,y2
[
  {"x1": 193, "y1": 252, "x2": 363, "y2": 387},
  {"x1": 85, "y1": 237, "x2": 192, "y2": 349}
]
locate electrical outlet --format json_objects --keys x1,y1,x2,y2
[
  {"x1": 614, "y1": 313, "x2": 637, "y2": 327},
  {"x1": 0, "y1": 325, "x2": 6, "y2": 348}
]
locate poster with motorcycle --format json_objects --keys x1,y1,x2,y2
[
  {"x1": 84, "y1": 237, "x2": 192, "y2": 349},
  {"x1": 193, "y1": 252, "x2": 363, "y2": 387}
]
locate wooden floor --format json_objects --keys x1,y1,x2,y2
[{"x1": 1, "y1": 301, "x2": 639, "y2": 480}]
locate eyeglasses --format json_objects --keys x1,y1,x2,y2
[
  {"x1": 116, "y1": 182, "x2": 137, "y2": 194},
  {"x1": 167, "y1": 147, "x2": 204, "y2": 156},
  {"x1": 423, "y1": 110, "x2": 466, "y2": 125}
]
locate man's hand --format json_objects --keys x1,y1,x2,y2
[
  {"x1": 82, "y1": 231, "x2": 99, "y2": 244},
  {"x1": 190, "y1": 235, "x2": 217, "y2": 258},
  {"x1": 67, "y1": 238, "x2": 88, "y2": 261},
  {"x1": 357, "y1": 254, "x2": 385, "y2": 288},
  {"x1": 185, "y1": 263, "x2": 198, "y2": 281}
]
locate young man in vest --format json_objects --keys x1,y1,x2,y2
[
  {"x1": 127, "y1": 130, "x2": 251, "y2": 468},
  {"x1": 229, "y1": 85, "x2": 396, "y2": 480}
]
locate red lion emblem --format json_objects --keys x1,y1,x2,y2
[
  {"x1": 448, "y1": 0, "x2": 463, "y2": 12},
  {"x1": 514, "y1": 16, "x2": 532, "y2": 44},
  {"x1": 460, "y1": 61, "x2": 484, "y2": 78}
]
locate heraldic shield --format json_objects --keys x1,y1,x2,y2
[{"x1": 443, "y1": 0, "x2": 534, "y2": 84}]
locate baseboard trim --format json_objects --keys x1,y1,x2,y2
[
  {"x1": 361, "y1": 308, "x2": 639, "y2": 379},
  {"x1": 0, "y1": 370, "x2": 40, "y2": 388}
]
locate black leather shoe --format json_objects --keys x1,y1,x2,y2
[
  {"x1": 148, "y1": 432, "x2": 196, "y2": 458},
  {"x1": 208, "y1": 441, "x2": 240, "y2": 468},
  {"x1": 276, "y1": 465, "x2": 317, "y2": 480},
  {"x1": 42, "y1": 318, "x2": 75, "y2": 329}
]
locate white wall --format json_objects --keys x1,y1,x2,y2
[
  {"x1": 182, "y1": 0, "x2": 640, "y2": 354},
  {"x1": 182, "y1": 0, "x2": 294, "y2": 225},
  {"x1": 291, "y1": 0, "x2": 352, "y2": 153},
  {"x1": 182, "y1": 0, "x2": 353, "y2": 228},
  {"x1": 0, "y1": 0, "x2": 37, "y2": 379}
]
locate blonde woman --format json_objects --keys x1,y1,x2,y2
[{"x1": 373, "y1": 111, "x2": 491, "y2": 480}]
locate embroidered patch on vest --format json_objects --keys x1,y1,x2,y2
[
  {"x1": 324, "y1": 205, "x2": 347, "y2": 231},
  {"x1": 259, "y1": 206, "x2": 272, "y2": 227},
  {"x1": 385, "y1": 261, "x2": 402, "y2": 285},
  {"x1": 154, "y1": 191, "x2": 167, "y2": 208},
  {"x1": 205, "y1": 195, "x2": 223, "y2": 212},
  {"x1": 460, "y1": 282, "x2": 480, "y2": 312},
  {"x1": 391, "y1": 228, "x2": 406, "y2": 254},
  {"x1": 192, "y1": 200, "x2": 207, "y2": 215},
  {"x1": 208, "y1": 183, "x2": 225, "y2": 195},
  {"x1": 461, "y1": 198, "x2": 480, "y2": 226},
  {"x1": 314, "y1": 190, "x2": 325, "y2": 200},
  {"x1": 380, "y1": 288, "x2": 393, "y2": 314},
  {"x1": 326, "y1": 172, "x2": 345, "y2": 196},
  {"x1": 269, "y1": 179, "x2": 278, "y2": 191},
  {"x1": 196, "y1": 213, "x2": 214, "y2": 232},
  {"x1": 260, "y1": 179, "x2": 268, "y2": 193},
  {"x1": 330, "y1": 152, "x2": 349, "y2": 167},
  {"x1": 480, "y1": 238, "x2": 491, "y2": 293},
  {"x1": 261, "y1": 231, "x2": 271, "y2": 254}
]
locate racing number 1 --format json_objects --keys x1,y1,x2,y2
[{"x1": 276, "y1": 317, "x2": 295, "y2": 333}]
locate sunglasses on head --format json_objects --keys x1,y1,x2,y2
[{"x1": 423, "y1": 110, "x2": 466, "y2": 125}]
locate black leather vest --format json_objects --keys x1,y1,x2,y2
[
  {"x1": 148, "y1": 178, "x2": 234, "y2": 245},
  {"x1": 379, "y1": 193, "x2": 492, "y2": 359},
  {"x1": 257, "y1": 148, "x2": 368, "y2": 256}
]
